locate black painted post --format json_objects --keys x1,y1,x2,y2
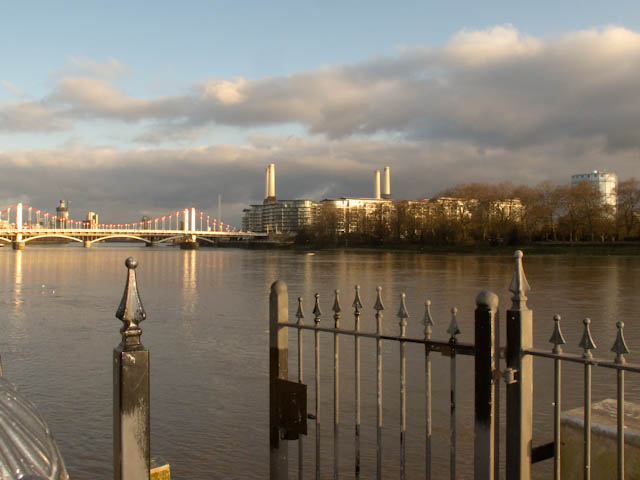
[
  {"x1": 113, "y1": 258, "x2": 150, "y2": 480},
  {"x1": 474, "y1": 289, "x2": 499, "y2": 480},
  {"x1": 270, "y1": 280, "x2": 288, "y2": 479},
  {"x1": 506, "y1": 251, "x2": 533, "y2": 480}
]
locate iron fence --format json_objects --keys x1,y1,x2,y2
[{"x1": 269, "y1": 250, "x2": 640, "y2": 480}]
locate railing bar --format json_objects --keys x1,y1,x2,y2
[
  {"x1": 375, "y1": 287, "x2": 384, "y2": 480},
  {"x1": 525, "y1": 349, "x2": 640, "y2": 372},
  {"x1": 450, "y1": 342, "x2": 456, "y2": 480},
  {"x1": 617, "y1": 368, "x2": 624, "y2": 480},
  {"x1": 554, "y1": 356, "x2": 562, "y2": 480},
  {"x1": 297, "y1": 299, "x2": 304, "y2": 480},
  {"x1": 424, "y1": 301, "x2": 433, "y2": 480},
  {"x1": 398, "y1": 294, "x2": 408, "y2": 480},
  {"x1": 333, "y1": 291, "x2": 341, "y2": 480},
  {"x1": 353, "y1": 287, "x2": 361, "y2": 480},
  {"x1": 584, "y1": 360, "x2": 592, "y2": 480},
  {"x1": 314, "y1": 296, "x2": 321, "y2": 480}
]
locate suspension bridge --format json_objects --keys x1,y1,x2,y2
[{"x1": 0, "y1": 203, "x2": 267, "y2": 249}]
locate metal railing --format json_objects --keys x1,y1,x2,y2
[{"x1": 269, "y1": 250, "x2": 639, "y2": 479}]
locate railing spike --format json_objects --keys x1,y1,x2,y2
[
  {"x1": 423, "y1": 300, "x2": 434, "y2": 340},
  {"x1": 579, "y1": 317, "x2": 597, "y2": 358},
  {"x1": 549, "y1": 314, "x2": 566, "y2": 354},
  {"x1": 332, "y1": 289, "x2": 342, "y2": 314},
  {"x1": 397, "y1": 292, "x2": 409, "y2": 322},
  {"x1": 296, "y1": 296, "x2": 304, "y2": 321},
  {"x1": 611, "y1": 321, "x2": 630, "y2": 363},
  {"x1": 509, "y1": 250, "x2": 531, "y2": 311},
  {"x1": 352, "y1": 285, "x2": 363, "y2": 312},
  {"x1": 374, "y1": 286, "x2": 384, "y2": 312},
  {"x1": 115, "y1": 257, "x2": 146, "y2": 350},
  {"x1": 447, "y1": 307, "x2": 460, "y2": 338},
  {"x1": 312, "y1": 293, "x2": 322, "y2": 319}
]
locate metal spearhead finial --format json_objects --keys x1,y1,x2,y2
[
  {"x1": 423, "y1": 300, "x2": 434, "y2": 331},
  {"x1": 296, "y1": 296, "x2": 304, "y2": 323},
  {"x1": 374, "y1": 286, "x2": 384, "y2": 312},
  {"x1": 352, "y1": 285, "x2": 363, "y2": 313},
  {"x1": 313, "y1": 293, "x2": 322, "y2": 321},
  {"x1": 332, "y1": 289, "x2": 342, "y2": 314},
  {"x1": 549, "y1": 314, "x2": 566, "y2": 354},
  {"x1": 397, "y1": 292, "x2": 409, "y2": 323},
  {"x1": 611, "y1": 321, "x2": 630, "y2": 364},
  {"x1": 447, "y1": 307, "x2": 460, "y2": 338},
  {"x1": 579, "y1": 317, "x2": 597, "y2": 358},
  {"x1": 115, "y1": 257, "x2": 146, "y2": 350},
  {"x1": 509, "y1": 250, "x2": 531, "y2": 311}
]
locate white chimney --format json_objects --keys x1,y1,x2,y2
[
  {"x1": 268, "y1": 163, "x2": 276, "y2": 199},
  {"x1": 374, "y1": 170, "x2": 381, "y2": 199},
  {"x1": 383, "y1": 166, "x2": 391, "y2": 199},
  {"x1": 265, "y1": 166, "x2": 270, "y2": 199}
]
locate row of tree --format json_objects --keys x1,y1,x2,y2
[{"x1": 295, "y1": 178, "x2": 640, "y2": 247}]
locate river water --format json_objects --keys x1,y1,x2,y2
[{"x1": 0, "y1": 245, "x2": 638, "y2": 479}]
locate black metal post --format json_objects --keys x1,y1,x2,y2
[
  {"x1": 506, "y1": 251, "x2": 533, "y2": 480},
  {"x1": 113, "y1": 257, "x2": 150, "y2": 480},
  {"x1": 474, "y1": 289, "x2": 499, "y2": 480},
  {"x1": 270, "y1": 280, "x2": 289, "y2": 479}
]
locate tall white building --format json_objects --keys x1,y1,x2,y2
[{"x1": 571, "y1": 170, "x2": 618, "y2": 210}]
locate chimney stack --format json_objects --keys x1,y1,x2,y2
[
  {"x1": 264, "y1": 163, "x2": 276, "y2": 204},
  {"x1": 382, "y1": 166, "x2": 391, "y2": 199},
  {"x1": 264, "y1": 166, "x2": 269, "y2": 199},
  {"x1": 374, "y1": 170, "x2": 381, "y2": 199}
]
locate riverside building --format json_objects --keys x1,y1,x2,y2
[{"x1": 571, "y1": 170, "x2": 618, "y2": 210}]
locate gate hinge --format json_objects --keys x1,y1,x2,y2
[
  {"x1": 493, "y1": 367, "x2": 518, "y2": 384},
  {"x1": 276, "y1": 379, "x2": 308, "y2": 440}
]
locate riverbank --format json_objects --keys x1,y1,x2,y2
[{"x1": 219, "y1": 240, "x2": 640, "y2": 256}]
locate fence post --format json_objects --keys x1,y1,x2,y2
[
  {"x1": 474, "y1": 289, "x2": 499, "y2": 480},
  {"x1": 113, "y1": 257, "x2": 150, "y2": 480},
  {"x1": 270, "y1": 280, "x2": 289, "y2": 479},
  {"x1": 506, "y1": 250, "x2": 533, "y2": 480}
]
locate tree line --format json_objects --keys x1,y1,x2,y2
[{"x1": 295, "y1": 178, "x2": 640, "y2": 247}]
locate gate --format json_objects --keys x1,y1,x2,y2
[{"x1": 269, "y1": 250, "x2": 638, "y2": 479}]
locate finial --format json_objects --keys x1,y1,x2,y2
[
  {"x1": 447, "y1": 307, "x2": 460, "y2": 338},
  {"x1": 352, "y1": 285, "x2": 363, "y2": 313},
  {"x1": 296, "y1": 296, "x2": 304, "y2": 323},
  {"x1": 332, "y1": 289, "x2": 342, "y2": 314},
  {"x1": 549, "y1": 314, "x2": 566, "y2": 354},
  {"x1": 313, "y1": 293, "x2": 321, "y2": 324},
  {"x1": 579, "y1": 317, "x2": 597, "y2": 359},
  {"x1": 374, "y1": 286, "x2": 384, "y2": 312},
  {"x1": 397, "y1": 293, "x2": 409, "y2": 324},
  {"x1": 115, "y1": 257, "x2": 146, "y2": 350},
  {"x1": 424, "y1": 300, "x2": 434, "y2": 329},
  {"x1": 611, "y1": 321, "x2": 630, "y2": 364},
  {"x1": 509, "y1": 250, "x2": 531, "y2": 311}
]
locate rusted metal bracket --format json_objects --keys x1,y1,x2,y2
[
  {"x1": 532, "y1": 441, "x2": 554, "y2": 463},
  {"x1": 494, "y1": 367, "x2": 518, "y2": 384},
  {"x1": 276, "y1": 379, "x2": 307, "y2": 440}
]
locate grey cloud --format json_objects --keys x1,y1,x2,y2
[
  {"x1": 4, "y1": 25, "x2": 640, "y2": 154},
  {"x1": 0, "y1": 133, "x2": 638, "y2": 227}
]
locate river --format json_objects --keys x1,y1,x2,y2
[{"x1": 0, "y1": 245, "x2": 638, "y2": 479}]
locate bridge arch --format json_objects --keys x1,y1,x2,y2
[
  {"x1": 87, "y1": 235, "x2": 151, "y2": 245},
  {"x1": 23, "y1": 235, "x2": 83, "y2": 244}
]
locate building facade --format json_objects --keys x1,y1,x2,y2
[{"x1": 571, "y1": 170, "x2": 618, "y2": 210}]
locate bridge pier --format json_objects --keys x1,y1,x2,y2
[
  {"x1": 84, "y1": 240, "x2": 92, "y2": 248},
  {"x1": 146, "y1": 239, "x2": 159, "y2": 248},
  {"x1": 12, "y1": 241, "x2": 25, "y2": 250},
  {"x1": 179, "y1": 240, "x2": 199, "y2": 250}
]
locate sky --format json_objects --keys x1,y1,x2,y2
[{"x1": 2, "y1": 1, "x2": 640, "y2": 224}]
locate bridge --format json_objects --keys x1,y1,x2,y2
[{"x1": 0, "y1": 203, "x2": 267, "y2": 249}]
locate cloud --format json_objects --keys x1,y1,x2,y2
[
  {"x1": 0, "y1": 132, "x2": 637, "y2": 226},
  {"x1": 2, "y1": 80, "x2": 22, "y2": 96},
  {"x1": 4, "y1": 25, "x2": 640, "y2": 154}
]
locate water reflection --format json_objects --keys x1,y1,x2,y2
[{"x1": 0, "y1": 247, "x2": 637, "y2": 479}]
